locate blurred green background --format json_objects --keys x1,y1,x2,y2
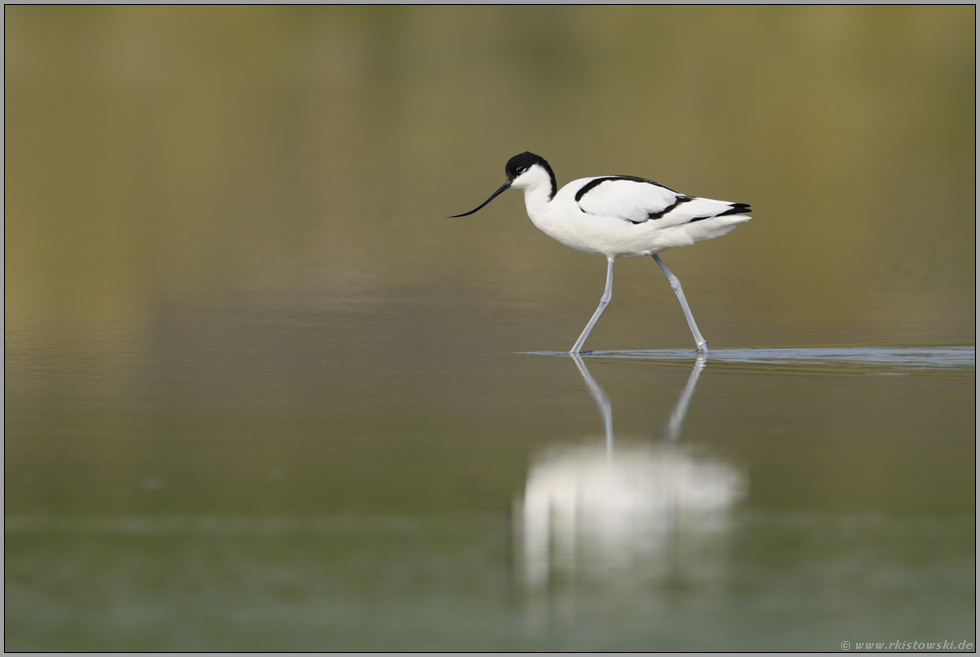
[
  {"x1": 4, "y1": 6, "x2": 975, "y2": 651},
  {"x1": 5, "y1": 5, "x2": 975, "y2": 345}
]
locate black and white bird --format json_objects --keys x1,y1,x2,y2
[{"x1": 451, "y1": 152, "x2": 751, "y2": 354}]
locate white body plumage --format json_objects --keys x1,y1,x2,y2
[
  {"x1": 511, "y1": 160, "x2": 750, "y2": 259},
  {"x1": 451, "y1": 152, "x2": 752, "y2": 354}
]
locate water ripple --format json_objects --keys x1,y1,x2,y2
[{"x1": 525, "y1": 346, "x2": 975, "y2": 375}]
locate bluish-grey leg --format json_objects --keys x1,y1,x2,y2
[
  {"x1": 653, "y1": 254, "x2": 707, "y2": 354},
  {"x1": 570, "y1": 257, "x2": 615, "y2": 355}
]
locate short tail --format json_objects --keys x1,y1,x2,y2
[{"x1": 677, "y1": 199, "x2": 752, "y2": 244}]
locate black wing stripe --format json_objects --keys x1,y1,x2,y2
[
  {"x1": 574, "y1": 177, "x2": 610, "y2": 202},
  {"x1": 648, "y1": 195, "x2": 693, "y2": 220},
  {"x1": 574, "y1": 175, "x2": 679, "y2": 203}
]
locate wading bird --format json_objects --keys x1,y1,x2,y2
[{"x1": 451, "y1": 152, "x2": 751, "y2": 354}]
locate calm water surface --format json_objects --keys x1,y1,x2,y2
[
  {"x1": 5, "y1": 292, "x2": 975, "y2": 650},
  {"x1": 5, "y1": 6, "x2": 975, "y2": 651}
]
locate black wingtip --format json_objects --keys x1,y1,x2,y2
[{"x1": 716, "y1": 202, "x2": 752, "y2": 217}]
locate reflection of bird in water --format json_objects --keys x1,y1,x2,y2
[
  {"x1": 451, "y1": 152, "x2": 751, "y2": 354},
  {"x1": 516, "y1": 355, "x2": 745, "y2": 592},
  {"x1": 571, "y1": 353, "x2": 705, "y2": 449}
]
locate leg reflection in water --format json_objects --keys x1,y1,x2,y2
[
  {"x1": 516, "y1": 354, "x2": 745, "y2": 609},
  {"x1": 570, "y1": 353, "x2": 707, "y2": 450},
  {"x1": 659, "y1": 354, "x2": 706, "y2": 443}
]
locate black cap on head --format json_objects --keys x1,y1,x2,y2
[{"x1": 505, "y1": 152, "x2": 557, "y2": 199}]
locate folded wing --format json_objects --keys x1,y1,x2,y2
[{"x1": 575, "y1": 176, "x2": 751, "y2": 227}]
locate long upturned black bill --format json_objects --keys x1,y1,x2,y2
[{"x1": 449, "y1": 181, "x2": 512, "y2": 218}]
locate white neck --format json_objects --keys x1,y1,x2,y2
[
  {"x1": 513, "y1": 164, "x2": 554, "y2": 222},
  {"x1": 522, "y1": 180, "x2": 554, "y2": 220}
]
